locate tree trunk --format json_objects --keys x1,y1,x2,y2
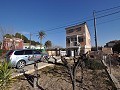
[
  {"x1": 40, "y1": 38, "x2": 42, "y2": 49},
  {"x1": 72, "y1": 79, "x2": 76, "y2": 90},
  {"x1": 69, "y1": 67, "x2": 76, "y2": 90},
  {"x1": 34, "y1": 62, "x2": 38, "y2": 90}
]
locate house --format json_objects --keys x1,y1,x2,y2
[
  {"x1": 23, "y1": 43, "x2": 45, "y2": 49},
  {"x1": 23, "y1": 43, "x2": 36, "y2": 49},
  {"x1": 105, "y1": 40, "x2": 120, "y2": 47},
  {"x1": 65, "y1": 22, "x2": 91, "y2": 56},
  {"x1": 2, "y1": 37, "x2": 23, "y2": 50}
]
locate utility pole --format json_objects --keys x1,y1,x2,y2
[
  {"x1": 29, "y1": 32, "x2": 32, "y2": 49},
  {"x1": 93, "y1": 11, "x2": 98, "y2": 51}
]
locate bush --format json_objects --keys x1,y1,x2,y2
[
  {"x1": 0, "y1": 60, "x2": 13, "y2": 90},
  {"x1": 0, "y1": 49, "x2": 2, "y2": 56},
  {"x1": 84, "y1": 59, "x2": 105, "y2": 70},
  {"x1": 0, "y1": 49, "x2": 8, "y2": 57}
]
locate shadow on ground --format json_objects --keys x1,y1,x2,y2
[{"x1": 20, "y1": 73, "x2": 44, "y2": 90}]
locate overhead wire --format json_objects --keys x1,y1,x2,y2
[
  {"x1": 45, "y1": 6, "x2": 120, "y2": 32},
  {"x1": 95, "y1": 5, "x2": 120, "y2": 13},
  {"x1": 31, "y1": 5, "x2": 120, "y2": 35},
  {"x1": 96, "y1": 10, "x2": 120, "y2": 19},
  {"x1": 44, "y1": 17, "x2": 93, "y2": 32}
]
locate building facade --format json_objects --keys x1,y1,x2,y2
[
  {"x1": 2, "y1": 37, "x2": 23, "y2": 50},
  {"x1": 65, "y1": 22, "x2": 91, "y2": 56}
]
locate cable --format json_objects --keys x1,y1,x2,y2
[
  {"x1": 96, "y1": 10, "x2": 120, "y2": 19},
  {"x1": 44, "y1": 9, "x2": 120, "y2": 32},
  {"x1": 44, "y1": 17, "x2": 93, "y2": 32},
  {"x1": 97, "y1": 16, "x2": 120, "y2": 25},
  {"x1": 95, "y1": 5, "x2": 120, "y2": 13},
  {"x1": 95, "y1": 8, "x2": 120, "y2": 17},
  {"x1": 30, "y1": 5, "x2": 120, "y2": 34},
  {"x1": 47, "y1": 15, "x2": 120, "y2": 34}
]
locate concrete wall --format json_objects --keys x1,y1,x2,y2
[{"x1": 102, "y1": 47, "x2": 113, "y2": 54}]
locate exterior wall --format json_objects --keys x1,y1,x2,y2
[
  {"x1": 23, "y1": 43, "x2": 29, "y2": 49},
  {"x1": 102, "y1": 47, "x2": 113, "y2": 54},
  {"x1": 47, "y1": 51, "x2": 56, "y2": 56},
  {"x1": 2, "y1": 37, "x2": 23, "y2": 50},
  {"x1": 66, "y1": 22, "x2": 91, "y2": 54},
  {"x1": 47, "y1": 50, "x2": 66, "y2": 56},
  {"x1": 23, "y1": 43, "x2": 44, "y2": 49},
  {"x1": 23, "y1": 43, "x2": 36, "y2": 49},
  {"x1": 35, "y1": 45, "x2": 44, "y2": 49},
  {"x1": 66, "y1": 24, "x2": 85, "y2": 36},
  {"x1": 84, "y1": 24, "x2": 91, "y2": 53}
]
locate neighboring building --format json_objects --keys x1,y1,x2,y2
[
  {"x1": 102, "y1": 47, "x2": 113, "y2": 54},
  {"x1": 2, "y1": 37, "x2": 23, "y2": 50},
  {"x1": 23, "y1": 43, "x2": 45, "y2": 49},
  {"x1": 65, "y1": 22, "x2": 91, "y2": 56},
  {"x1": 105, "y1": 40, "x2": 120, "y2": 47},
  {"x1": 35, "y1": 45, "x2": 44, "y2": 49},
  {"x1": 23, "y1": 43, "x2": 35, "y2": 49}
]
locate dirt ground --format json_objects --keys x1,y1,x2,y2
[
  {"x1": 111, "y1": 65, "x2": 120, "y2": 83},
  {"x1": 9, "y1": 63, "x2": 116, "y2": 90}
]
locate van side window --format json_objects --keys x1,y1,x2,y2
[
  {"x1": 33, "y1": 50, "x2": 41, "y2": 54},
  {"x1": 24, "y1": 50, "x2": 33, "y2": 55},
  {"x1": 14, "y1": 50, "x2": 24, "y2": 55}
]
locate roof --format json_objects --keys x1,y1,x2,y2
[{"x1": 65, "y1": 22, "x2": 86, "y2": 30}]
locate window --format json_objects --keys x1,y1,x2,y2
[
  {"x1": 66, "y1": 38, "x2": 70, "y2": 43},
  {"x1": 14, "y1": 50, "x2": 24, "y2": 55},
  {"x1": 76, "y1": 27, "x2": 81, "y2": 32},
  {"x1": 78, "y1": 37, "x2": 83, "y2": 42},
  {"x1": 67, "y1": 29, "x2": 74, "y2": 33},
  {"x1": 24, "y1": 50, "x2": 33, "y2": 55},
  {"x1": 73, "y1": 42, "x2": 77, "y2": 46},
  {"x1": 71, "y1": 37, "x2": 77, "y2": 41},
  {"x1": 33, "y1": 50, "x2": 41, "y2": 54}
]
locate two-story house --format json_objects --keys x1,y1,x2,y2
[
  {"x1": 2, "y1": 37, "x2": 23, "y2": 50},
  {"x1": 65, "y1": 22, "x2": 91, "y2": 56}
]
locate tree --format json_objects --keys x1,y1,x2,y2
[
  {"x1": 37, "y1": 31, "x2": 46, "y2": 49},
  {"x1": 44, "y1": 40, "x2": 52, "y2": 49},
  {"x1": 0, "y1": 27, "x2": 14, "y2": 40},
  {"x1": 4, "y1": 34, "x2": 13, "y2": 38},
  {"x1": 33, "y1": 31, "x2": 46, "y2": 89},
  {"x1": 15, "y1": 33, "x2": 22, "y2": 39},
  {"x1": 0, "y1": 27, "x2": 6, "y2": 41},
  {"x1": 21, "y1": 35, "x2": 28, "y2": 43},
  {"x1": 112, "y1": 42, "x2": 120, "y2": 53},
  {"x1": 60, "y1": 56, "x2": 84, "y2": 90}
]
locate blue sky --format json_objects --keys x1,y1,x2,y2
[{"x1": 0, "y1": 0, "x2": 120, "y2": 47}]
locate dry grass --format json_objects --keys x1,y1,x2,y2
[{"x1": 9, "y1": 63, "x2": 116, "y2": 90}]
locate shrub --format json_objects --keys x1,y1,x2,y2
[
  {"x1": 0, "y1": 60, "x2": 13, "y2": 90},
  {"x1": 0, "y1": 49, "x2": 2, "y2": 56},
  {"x1": 84, "y1": 59, "x2": 105, "y2": 70},
  {"x1": 0, "y1": 49, "x2": 8, "y2": 57}
]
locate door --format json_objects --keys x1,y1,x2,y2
[
  {"x1": 24, "y1": 50, "x2": 34, "y2": 64},
  {"x1": 33, "y1": 50, "x2": 42, "y2": 61}
]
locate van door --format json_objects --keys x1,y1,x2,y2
[
  {"x1": 24, "y1": 50, "x2": 34, "y2": 64},
  {"x1": 33, "y1": 50, "x2": 42, "y2": 61}
]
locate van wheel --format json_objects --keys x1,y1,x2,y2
[{"x1": 16, "y1": 60, "x2": 26, "y2": 69}]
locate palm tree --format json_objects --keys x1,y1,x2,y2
[
  {"x1": 44, "y1": 40, "x2": 52, "y2": 49},
  {"x1": 37, "y1": 31, "x2": 46, "y2": 49}
]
